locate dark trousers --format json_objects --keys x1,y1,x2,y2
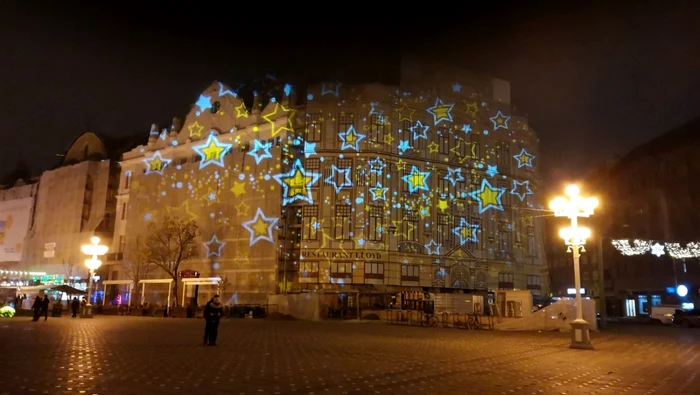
[
  {"x1": 42, "y1": 308, "x2": 48, "y2": 321},
  {"x1": 203, "y1": 319, "x2": 219, "y2": 345},
  {"x1": 71, "y1": 308, "x2": 78, "y2": 318},
  {"x1": 32, "y1": 309, "x2": 40, "y2": 321}
]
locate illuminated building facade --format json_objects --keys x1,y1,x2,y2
[
  {"x1": 282, "y1": 64, "x2": 548, "y2": 307},
  {"x1": 115, "y1": 82, "x2": 292, "y2": 305}
]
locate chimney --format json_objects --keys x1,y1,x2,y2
[
  {"x1": 252, "y1": 91, "x2": 262, "y2": 115},
  {"x1": 171, "y1": 117, "x2": 182, "y2": 137},
  {"x1": 148, "y1": 123, "x2": 159, "y2": 143}
]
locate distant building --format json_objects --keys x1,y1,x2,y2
[
  {"x1": 0, "y1": 177, "x2": 38, "y2": 267},
  {"x1": 111, "y1": 61, "x2": 548, "y2": 309},
  {"x1": 18, "y1": 132, "x2": 141, "y2": 284},
  {"x1": 547, "y1": 117, "x2": 700, "y2": 318}
]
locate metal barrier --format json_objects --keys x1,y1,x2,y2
[{"x1": 385, "y1": 310, "x2": 494, "y2": 330}]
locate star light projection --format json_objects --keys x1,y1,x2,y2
[
  {"x1": 426, "y1": 98, "x2": 454, "y2": 125},
  {"x1": 192, "y1": 133, "x2": 232, "y2": 169},
  {"x1": 402, "y1": 166, "x2": 430, "y2": 193},
  {"x1": 203, "y1": 235, "x2": 226, "y2": 257},
  {"x1": 469, "y1": 179, "x2": 506, "y2": 214},
  {"x1": 131, "y1": 79, "x2": 543, "y2": 294},
  {"x1": 513, "y1": 148, "x2": 536, "y2": 168},
  {"x1": 453, "y1": 218, "x2": 479, "y2": 245},
  {"x1": 273, "y1": 159, "x2": 321, "y2": 205},
  {"x1": 247, "y1": 140, "x2": 273, "y2": 164},
  {"x1": 143, "y1": 151, "x2": 171, "y2": 175},
  {"x1": 339, "y1": 125, "x2": 365, "y2": 151},
  {"x1": 242, "y1": 208, "x2": 279, "y2": 246},
  {"x1": 489, "y1": 110, "x2": 511, "y2": 130}
]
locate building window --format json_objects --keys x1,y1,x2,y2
[
  {"x1": 437, "y1": 172, "x2": 450, "y2": 195},
  {"x1": 368, "y1": 205, "x2": 383, "y2": 242},
  {"x1": 496, "y1": 140, "x2": 510, "y2": 166},
  {"x1": 302, "y1": 205, "x2": 319, "y2": 240},
  {"x1": 300, "y1": 261, "x2": 319, "y2": 283},
  {"x1": 438, "y1": 130, "x2": 450, "y2": 154},
  {"x1": 498, "y1": 272, "x2": 514, "y2": 289},
  {"x1": 330, "y1": 262, "x2": 353, "y2": 283},
  {"x1": 526, "y1": 275, "x2": 541, "y2": 290},
  {"x1": 527, "y1": 226, "x2": 537, "y2": 257},
  {"x1": 498, "y1": 230, "x2": 512, "y2": 252},
  {"x1": 401, "y1": 265, "x2": 420, "y2": 282},
  {"x1": 368, "y1": 114, "x2": 385, "y2": 143},
  {"x1": 305, "y1": 158, "x2": 320, "y2": 172},
  {"x1": 123, "y1": 172, "x2": 131, "y2": 190},
  {"x1": 498, "y1": 179, "x2": 511, "y2": 208},
  {"x1": 437, "y1": 214, "x2": 451, "y2": 249},
  {"x1": 121, "y1": 203, "x2": 127, "y2": 220},
  {"x1": 400, "y1": 210, "x2": 419, "y2": 242},
  {"x1": 81, "y1": 175, "x2": 93, "y2": 231},
  {"x1": 364, "y1": 262, "x2": 384, "y2": 284},
  {"x1": 334, "y1": 205, "x2": 352, "y2": 240},
  {"x1": 118, "y1": 235, "x2": 125, "y2": 253},
  {"x1": 306, "y1": 113, "x2": 323, "y2": 142},
  {"x1": 338, "y1": 112, "x2": 354, "y2": 134}
]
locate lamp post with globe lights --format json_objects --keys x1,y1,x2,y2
[
  {"x1": 550, "y1": 185, "x2": 598, "y2": 349},
  {"x1": 81, "y1": 236, "x2": 108, "y2": 318}
]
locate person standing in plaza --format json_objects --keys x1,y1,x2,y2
[
  {"x1": 71, "y1": 297, "x2": 80, "y2": 318},
  {"x1": 203, "y1": 295, "x2": 223, "y2": 346},
  {"x1": 41, "y1": 294, "x2": 50, "y2": 321},
  {"x1": 31, "y1": 295, "x2": 41, "y2": 321}
]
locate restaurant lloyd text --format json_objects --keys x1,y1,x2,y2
[{"x1": 301, "y1": 250, "x2": 384, "y2": 260}]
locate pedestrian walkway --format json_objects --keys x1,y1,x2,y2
[{"x1": 0, "y1": 316, "x2": 698, "y2": 394}]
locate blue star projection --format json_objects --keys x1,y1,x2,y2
[
  {"x1": 339, "y1": 125, "x2": 365, "y2": 151},
  {"x1": 203, "y1": 235, "x2": 226, "y2": 257},
  {"x1": 402, "y1": 166, "x2": 430, "y2": 193},
  {"x1": 485, "y1": 165, "x2": 499, "y2": 178},
  {"x1": 303, "y1": 142, "x2": 317, "y2": 158},
  {"x1": 513, "y1": 148, "x2": 536, "y2": 168},
  {"x1": 370, "y1": 183, "x2": 389, "y2": 201},
  {"x1": 247, "y1": 139, "x2": 273, "y2": 164},
  {"x1": 510, "y1": 180, "x2": 533, "y2": 201},
  {"x1": 469, "y1": 179, "x2": 506, "y2": 214},
  {"x1": 143, "y1": 151, "x2": 171, "y2": 176},
  {"x1": 195, "y1": 94, "x2": 212, "y2": 114},
  {"x1": 424, "y1": 239, "x2": 441, "y2": 255},
  {"x1": 273, "y1": 159, "x2": 321, "y2": 205},
  {"x1": 489, "y1": 110, "x2": 511, "y2": 130},
  {"x1": 325, "y1": 165, "x2": 353, "y2": 193},
  {"x1": 444, "y1": 167, "x2": 465, "y2": 186},
  {"x1": 426, "y1": 98, "x2": 454, "y2": 125},
  {"x1": 242, "y1": 208, "x2": 279, "y2": 246},
  {"x1": 453, "y1": 218, "x2": 480, "y2": 245},
  {"x1": 192, "y1": 133, "x2": 232, "y2": 169},
  {"x1": 410, "y1": 121, "x2": 429, "y2": 140}
]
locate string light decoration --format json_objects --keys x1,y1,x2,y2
[{"x1": 612, "y1": 239, "x2": 700, "y2": 259}]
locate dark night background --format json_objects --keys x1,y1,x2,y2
[{"x1": 1, "y1": 2, "x2": 700, "y2": 186}]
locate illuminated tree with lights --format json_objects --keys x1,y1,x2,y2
[
  {"x1": 122, "y1": 235, "x2": 152, "y2": 305},
  {"x1": 142, "y1": 216, "x2": 200, "y2": 306}
]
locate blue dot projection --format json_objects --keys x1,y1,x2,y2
[{"x1": 118, "y1": 77, "x2": 542, "y2": 299}]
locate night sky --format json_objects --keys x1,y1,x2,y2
[{"x1": 2, "y1": 3, "x2": 700, "y2": 185}]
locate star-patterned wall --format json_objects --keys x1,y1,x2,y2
[
  {"x1": 291, "y1": 79, "x2": 546, "y2": 295},
  {"x1": 113, "y1": 75, "x2": 547, "y2": 304}
]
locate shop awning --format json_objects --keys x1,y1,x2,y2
[{"x1": 49, "y1": 285, "x2": 87, "y2": 295}]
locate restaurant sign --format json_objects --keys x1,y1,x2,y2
[{"x1": 301, "y1": 250, "x2": 383, "y2": 260}]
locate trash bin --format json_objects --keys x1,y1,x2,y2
[{"x1": 52, "y1": 303, "x2": 62, "y2": 317}]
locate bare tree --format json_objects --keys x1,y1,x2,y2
[
  {"x1": 142, "y1": 215, "x2": 200, "y2": 306},
  {"x1": 123, "y1": 235, "x2": 152, "y2": 305}
]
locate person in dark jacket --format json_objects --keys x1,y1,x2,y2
[
  {"x1": 71, "y1": 297, "x2": 80, "y2": 318},
  {"x1": 203, "y1": 295, "x2": 223, "y2": 346},
  {"x1": 31, "y1": 296, "x2": 42, "y2": 321},
  {"x1": 41, "y1": 295, "x2": 50, "y2": 321}
]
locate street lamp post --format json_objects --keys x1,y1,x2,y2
[
  {"x1": 550, "y1": 185, "x2": 598, "y2": 350},
  {"x1": 81, "y1": 236, "x2": 108, "y2": 318}
]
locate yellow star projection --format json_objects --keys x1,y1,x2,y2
[
  {"x1": 143, "y1": 151, "x2": 171, "y2": 175},
  {"x1": 272, "y1": 160, "x2": 321, "y2": 205},
  {"x1": 465, "y1": 102, "x2": 479, "y2": 116},
  {"x1": 468, "y1": 179, "x2": 506, "y2": 214},
  {"x1": 263, "y1": 103, "x2": 295, "y2": 136},
  {"x1": 188, "y1": 121, "x2": 204, "y2": 138},
  {"x1": 395, "y1": 103, "x2": 415, "y2": 122},
  {"x1": 235, "y1": 103, "x2": 249, "y2": 118},
  {"x1": 231, "y1": 181, "x2": 246, "y2": 197}
]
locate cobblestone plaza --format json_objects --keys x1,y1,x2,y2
[{"x1": 1, "y1": 317, "x2": 698, "y2": 395}]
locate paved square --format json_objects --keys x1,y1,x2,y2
[{"x1": 0, "y1": 316, "x2": 698, "y2": 395}]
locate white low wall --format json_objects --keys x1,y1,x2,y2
[{"x1": 494, "y1": 299, "x2": 597, "y2": 331}]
